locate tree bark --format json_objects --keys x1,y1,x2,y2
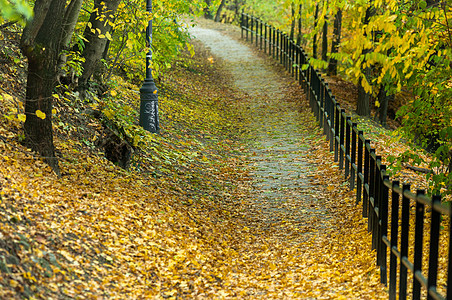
[
  {"x1": 20, "y1": 0, "x2": 70, "y2": 175},
  {"x1": 377, "y1": 85, "x2": 392, "y2": 127},
  {"x1": 214, "y1": 0, "x2": 227, "y2": 22},
  {"x1": 297, "y1": 4, "x2": 302, "y2": 45},
  {"x1": 290, "y1": 2, "x2": 295, "y2": 40},
  {"x1": 321, "y1": 16, "x2": 328, "y2": 62},
  {"x1": 61, "y1": 0, "x2": 84, "y2": 48},
  {"x1": 357, "y1": 74, "x2": 371, "y2": 116},
  {"x1": 327, "y1": 9, "x2": 342, "y2": 76},
  {"x1": 57, "y1": 0, "x2": 84, "y2": 82},
  {"x1": 204, "y1": 0, "x2": 213, "y2": 19},
  {"x1": 313, "y1": 4, "x2": 319, "y2": 58},
  {"x1": 20, "y1": 0, "x2": 52, "y2": 48},
  {"x1": 79, "y1": 0, "x2": 122, "y2": 90},
  {"x1": 356, "y1": 4, "x2": 375, "y2": 117}
]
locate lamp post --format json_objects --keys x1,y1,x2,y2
[{"x1": 139, "y1": 0, "x2": 159, "y2": 133}]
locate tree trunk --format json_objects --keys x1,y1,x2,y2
[
  {"x1": 356, "y1": 4, "x2": 375, "y2": 117},
  {"x1": 20, "y1": 0, "x2": 70, "y2": 175},
  {"x1": 290, "y1": 2, "x2": 295, "y2": 40},
  {"x1": 79, "y1": 0, "x2": 122, "y2": 90},
  {"x1": 20, "y1": 0, "x2": 52, "y2": 48},
  {"x1": 214, "y1": 0, "x2": 227, "y2": 22},
  {"x1": 377, "y1": 85, "x2": 392, "y2": 127},
  {"x1": 204, "y1": 0, "x2": 213, "y2": 19},
  {"x1": 57, "y1": 0, "x2": 84, "y2": 82},
  {"x1": 321, "y1": 16, "x2": 328, "y2": 62},
  {"x1": 357, "y1": 68, "x2": 371, "y2": 116},
  {"x1": 313, "y1": 4, "x2": 319, "y2": 58},
  {"x1": 61, "y1": 0, "x2": 84, "y2": 48},
  {"x1": 327, "y1": 9, "x2": 342, "y2": 76},
  {"x1": 297, "y1": 4, "x2": 302, "y2": 45},
  {"x1": 234, "y1": 0, "x2": 241, "y2": 22}
]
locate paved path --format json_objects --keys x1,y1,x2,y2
[{"x1": 189, "y1": 26, "x2": 331, "y2": 241}]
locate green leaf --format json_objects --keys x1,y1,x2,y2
[{"x1": 419, "y1": 1, "x2": 427, "y2": 10}]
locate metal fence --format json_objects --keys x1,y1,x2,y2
[{"x1": 240, "y1": 12, "x2": 452, "y2": 300}]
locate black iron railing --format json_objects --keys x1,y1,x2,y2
[{"x1": 240, "y1": 12, "x2": 451, "y2": 300}]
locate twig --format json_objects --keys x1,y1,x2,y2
[{"x1": 403, "y1": 163, "x2": 433, "y2": 174}]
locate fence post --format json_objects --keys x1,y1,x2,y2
[
  {"x1": 288, "y1": 39, "x2": 292, "y2": 75},
  {"x1": 264, "y1": 24, "x2": 267, "y2": 54},
  {"x1": 319, "y1": 78, "x2": 325, "y2": 127},
  {"x1": 245, "y1": 14, "x2": 249, "y2": 41},
  {"x1": 399, "y1": 184, "x2": 411, "y2": 300},
  {"x1": 241, "y1": 13, "x2": 244, "y2": 39},
  {"x1": 356, "y1": 132, "x2": 364, "y2": 204},
  {"x1": 273, "y1": 27, "x2": 276, "y2": 59},
  {"x1": 290, "y1": 40, "x2": 294, "y2": 76},
  {"x1": 286, "y1": 34, "x2": 289, "y2": 70},
  {"x1": 334, "y1": 103, "x2": 340, "y2": 162},
  {"x1": 427, "y1": 195, "x2": 441, "y2": 300},
  {"x1": 289, "y1": 39, "x2": 292, "y2": 75},
  {"x1": 256, "y1": 19, "x2": 259, "y2": 48},
  {"x1": 369, "y1": 154, "x2": 380, "y2": 245},
  {"x1": 379, "y1": 169, "x2": 389, "y2": 285},
  {"x1": 412, "y1": 189, "x2": 426, "y2": 300},
  {"x1": 260, "y1": 21, "x2": 263, "y2": 50},
  {"x1": 447, "y1": 209, "x2": 452, "y2": 300},
  {"x1": 345, "y1": 116, "x2": 351, "y2": 178},
  {"x1": 388, "y1": 181, "x2": 400, "y2": 300},
  {"x1": 283, "y1": 34, "x2": 286, "y2": 69},
  {"x1": 323, "y1": 85, "x2": 329, "y2": 139},
  {"x1": 295, "y1": 43, "x2": 299, "y2": 80},
  {"x1": 362, "y1": 141, "x2": 371, "y2": 218},
  {"x1": 250, "y1": 16, "x2": 253, "y2": 43},
  {"x1": 339, "y1": 109, "x2": 346, "y2": 170},
  {"x1": 350, "y1": 123, "x2": 357, "y2": 189}
]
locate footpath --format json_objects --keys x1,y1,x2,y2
[
  {"x1": 189, "y1": 25, "x2": 332, "y2": 242},
  {"x1": 188, "y1": 19, "x2": 388, "y2": 298}
]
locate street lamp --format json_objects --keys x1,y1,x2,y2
[{"x1": 139, "y1": 0, "x2": 159, "y2": 133}]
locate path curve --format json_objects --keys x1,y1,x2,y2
[{"x1": 189, "y1": 26, "x2": 331, "y2": 240}]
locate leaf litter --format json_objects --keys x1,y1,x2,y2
[{"x1": 0, "y1": 19, "x2": 388, "y2": 299}]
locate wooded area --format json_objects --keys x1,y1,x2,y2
[
  {"x1": 1, "y1": 0, "x2": 450, "y2": 195},
  {"x1": 0, "y1": 0, "x2": 451, "y2": 298}
]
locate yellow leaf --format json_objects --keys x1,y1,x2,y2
[
  {"x1": 17, "y1": 114, "x2": 26, "y2": 122},
  {"x1": 36, "y1": 110, "x2": 46, "y2": 119},
  {"x1": 110, "y1": 90, "x2": 117, "y2": 97},
  {"x1": 10, "y1": 279, "x2": 18, "y2": 287},
  {"x1": 52, "y1": 109, "x2": 57, "y2": 115},
  {"x1": 104, "y1": 109, "x2": 115, "y2": 119},
  {"x1": 105, "y1": 31, "x2": 112, "y2": 41},
  {"x1": 375, "y1": 101, "x2": 380, "y2": 108},
  {"x1": 126, "y1": 39, "x2": 134, "y2": 49}
]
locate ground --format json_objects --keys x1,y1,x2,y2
[{"x1": 0, "y1": 18, "x2": 409, "y2": 299}]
